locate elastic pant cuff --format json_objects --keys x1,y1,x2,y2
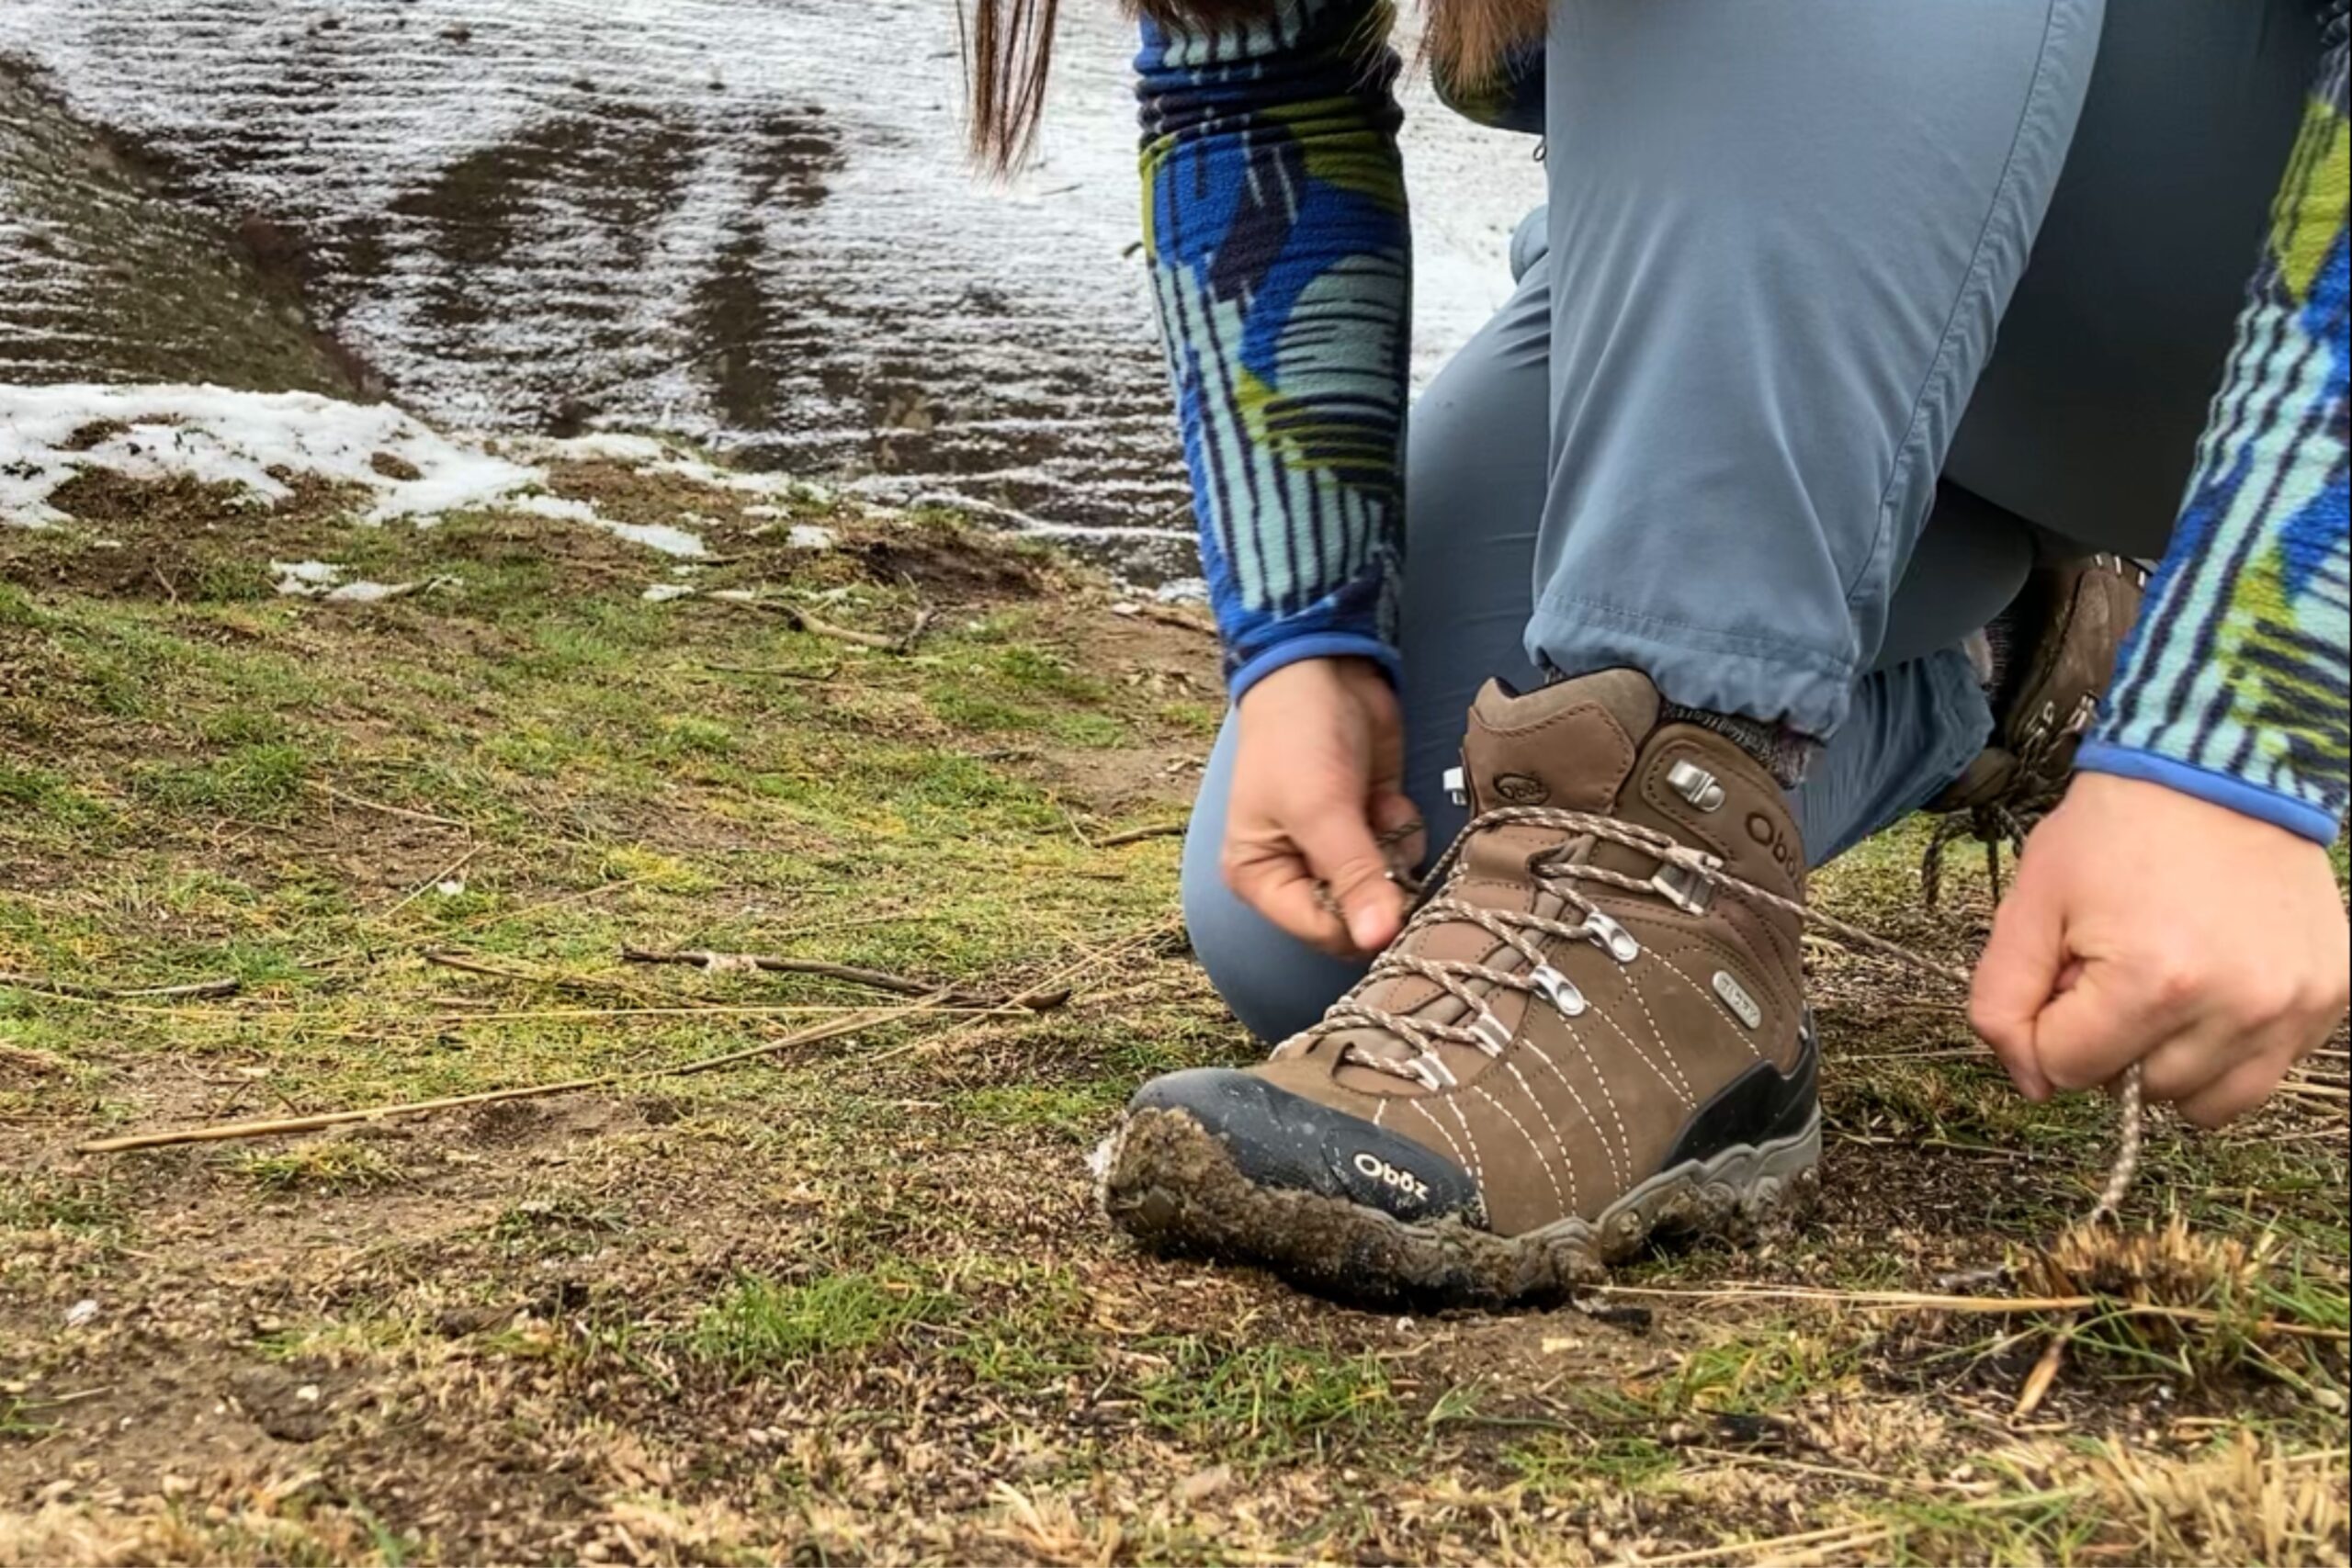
[{"x1": 1529, "y1": 593, "x2": 1859, "y2": 739}]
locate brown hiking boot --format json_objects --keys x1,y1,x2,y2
[
  {"x1": 1100, "y1": 671, "x2": 1819, "y2": 1308},
  {"x1": 1924, "y1": 553, "x2": 2149, "y2": 899}
]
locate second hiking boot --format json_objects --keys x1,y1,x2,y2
[{"x1": 1101, "y1": 671, "x2": 1819, "y2": 1307}]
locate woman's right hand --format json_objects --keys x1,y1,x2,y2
[{"x1": 1223, "y1": 657, "x2": 1424, "y2": 958}]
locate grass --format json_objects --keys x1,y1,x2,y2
[
  {"x1": 0, "y1": 452, "x2": 2343, "y2": 1566},
  {"x1": 236, "y1": 1141, "x2": 402, "y2": 1194},
  {"x1": 688, "y1": 1268, "x2": 955, "y2": 1371},
  {"x1": 1135, "y1": 1339, "x2": 1398, "y2": 1457}
]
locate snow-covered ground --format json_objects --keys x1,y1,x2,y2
[
  {"x1": 0, "y1": 0, "x2": 1543, "y2": 574},
  {"x1": 0, "y1": 380, "x2": 842, "y2": 560}
]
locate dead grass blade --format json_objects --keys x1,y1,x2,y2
[
  {"x1": 619, "y1": 945, "x2": 1067, "y2": 1010},
  {"x1": 1091, "y1": 820, "x2": 1187, "y2": 848},
  {"x1": 1593, "y1": 1284, "x2": 2347, "y2": 1342},
  {"x1": 0, "y1": 972, "x2": 241, "y2": 1002},
  {"x1": 75, "y1": 995, "x2": 942, "y2": 1154}
]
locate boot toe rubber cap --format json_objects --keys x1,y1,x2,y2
[{"x1": 1126, "y1": 1067, "x2": 1478, "y2": 1225}]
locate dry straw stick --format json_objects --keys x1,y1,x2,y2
[
  {"x1": 1593, "y1": 1283, "x2": 2349, "y2": 1341},
  {"x1": 0, "y1": 972, "x2": 241, "y2": 1002},
  {"x1": 1091, "y1": 820, "x2": 1188, "y2": 848},
  {"x1": 76, "y1": 996, "x2": 943, "y2": 1156},
  {"x1": 618, "y1": 946, "x2": 1069, "y2": 1010}
]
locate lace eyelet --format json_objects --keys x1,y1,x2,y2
[
  {"x1": 1529, "y1": 964, "x2": 1587, "y2": 1018},
  {"x1": 1581, "y1": 910, "x2": 1640, "y2": 963}
]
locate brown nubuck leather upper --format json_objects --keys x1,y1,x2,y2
[
  {"x1": 1934, "y1": 552, "x2": 2148, "y2": 816},
  {"x1": 1246, "y1": 671, "x2": 1812, "y2": 1235}
]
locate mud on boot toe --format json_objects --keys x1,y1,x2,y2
[{"x1": 1124, "y1": 1067, "x2": 1478, "y2": 1225}]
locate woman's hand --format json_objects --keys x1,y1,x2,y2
[
  {"x1": 1970, "y1": 772, "x2": 2351, "y2": 1126},
  {"x1": 1225, "y1": 657, "x2": 1424, "y2": 957}
]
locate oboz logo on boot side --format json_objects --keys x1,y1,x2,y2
[
  {"x1": 1351, "y1": 1150, "x2": 1431, "y2": 1203},
  {"x1": 1746, "y1": 811, "x2": 1801, "y2": 876},
  {"x1": 1493, "y1": 773, "x2": 1549, "y2": 805},
  {"x1": 1713, "y1": 970, "x2": 1763, "y2": 1030}
]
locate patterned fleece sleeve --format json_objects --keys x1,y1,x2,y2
[
  {"x1": 1136, "y1": 0, "x2": 1412, "y2": 698},
  {"x1": 2077, "y1": 6, "x2": 2350, "y2": 844}
]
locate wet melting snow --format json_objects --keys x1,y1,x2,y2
[
  {"x1": 0, "y1": 384, "x2": 551, "y2": 526},
  {"x1": 0, "y1": 382, "x2": 709, "y2": 558}
]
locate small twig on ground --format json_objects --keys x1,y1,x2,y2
[
  {"x1": 1093, "y1": 820, "x2": 1188, "y2": 849},
  {"x1": 866, "y1": 911, "x2": 1187, "y2": 1068},
  {"x1": 618, "y1": 946, "x2": 1068, "y2": 1011},
  {"x1": 362, "y1": 874, "x2": 651, "y2": 962},
  {"x1": 1594, "y1": 1284, "x2": 2348, "y2": 1342},
  {"x1": 426, "y1": 949, "x2": 755, "y2": 1007},
  {"x1": 705, "y1": 661, "x2": 842, "y2": 681},
  {"x1": 1112, "y1": 602, "x2": 1216, "y2": 637},
  {"x1": 379, "y1": 845, "x2": 483, "y2": 923},
  {"x1": 76, "y1": 998, "x2": 938, "y2": 1155},
  {"x1": 307, "y1": 779, "x2": 472, "y2": 830},
  {"x1": 2012, "y1": 1321, "x2": 2074, "y2": 1419},
  {"x1": 422, "y1": 952, "x2": 543, "y2": 983},
  {"x1": 0, "y1": 972, "x2": 242, "y2": 1002},
  {"x1": 763, "y1": 602, "x2": 934, "y2": 654}
]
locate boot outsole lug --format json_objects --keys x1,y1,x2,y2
[{"x1": 1099, "y1": 1106, "x2": 1822, "y2": 1310}]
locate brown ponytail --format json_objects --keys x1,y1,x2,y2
[{"x1": 961, "y1": 0, "x2": 1546, "y2": 174}]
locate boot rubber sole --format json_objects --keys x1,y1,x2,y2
[{"x1": 1098, "y1": 1105, "x2": 1821, "y2": 1310}]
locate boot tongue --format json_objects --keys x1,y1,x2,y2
[{"x1": 1461, "y1": 671, "x2": 1661, "y2": 816}]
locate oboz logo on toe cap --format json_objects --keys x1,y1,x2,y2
[
  {"x1": 1351, "y1": 1150, "x2": 1431, "y2": 1203},
  {"x1": 1492, "y1": 773, "x2": 1550, "y2": 805}
]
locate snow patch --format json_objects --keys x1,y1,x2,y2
[
  {"x1": 0, "y1": 384, "x2": 704, "y2": 558},
  {"x1": 0, "y1": 384, "x2": 549, "y2": 527},
  {"x1": 1, "y1": 0, "x2": 1540, "y2": 578},
  {"x1": 270, "y1": 558, "x2": 452, "y2": 602},
  {"x1": 271, "y1": 559, "x2": 345, "y2": 594},
  {"x1": 1153, "y1": 577, "x2": 1209, "y2": 604}
]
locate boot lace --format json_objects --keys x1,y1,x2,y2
[
  {"x1": 1919, "y1": 688, "x2": 2098, "y2": 907},
  {"x1": 1299, "y1": 804, "x2": 2143, "y2": 1227}
]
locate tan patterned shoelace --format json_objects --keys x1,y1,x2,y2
[{"x1": 1302, "y1": 805, "x2": 2143, "y2": 1228}]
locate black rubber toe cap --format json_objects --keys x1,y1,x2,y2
[{"x1": 1129, "y1": 1069, "x2": 1478, "y2": 1224}]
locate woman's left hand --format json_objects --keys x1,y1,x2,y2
[{"x1": 1969, "y1": 772, "x2": 2350, "y2": 1126}]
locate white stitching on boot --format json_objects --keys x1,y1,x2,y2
[
  {"x1": 1545, "y1": 1019, "x2": 1630, "y2": 1192},
  {"x1": 1441, "y1": 1098, "x2": 1487, "y2": 1196},
  {"x1": 1617, "y1": 965, "x2": 1698, "y2": 1103},
  {"x1": 1406, "y1": 1098, "x2": 1476, "y2": 1187},
  {"x1": 1521, "y1": 1043, "x2": 1612, "y2": 1201},
  {"x1": 1474, "y1": 1079, "x2": 1570, "y2": 1218},
  {"x1": 1589, "y1": 1001, "x2": 1696, "y2": 1110}
]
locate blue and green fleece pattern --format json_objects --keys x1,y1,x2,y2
[
  {"x1": 1137, "y1": 0, "x2": 1412, "y2": 696},
  {"x1": 1138, "y1": 0, "x2": 2351, "y2": 841},
  {"x1": 2079, "y1": 11, "x2": 2350, "y2": 843}
]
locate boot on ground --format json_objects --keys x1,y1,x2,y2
[{"x1": 1100, "y1": 671, "x2": 1820, "y2": 1308}]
